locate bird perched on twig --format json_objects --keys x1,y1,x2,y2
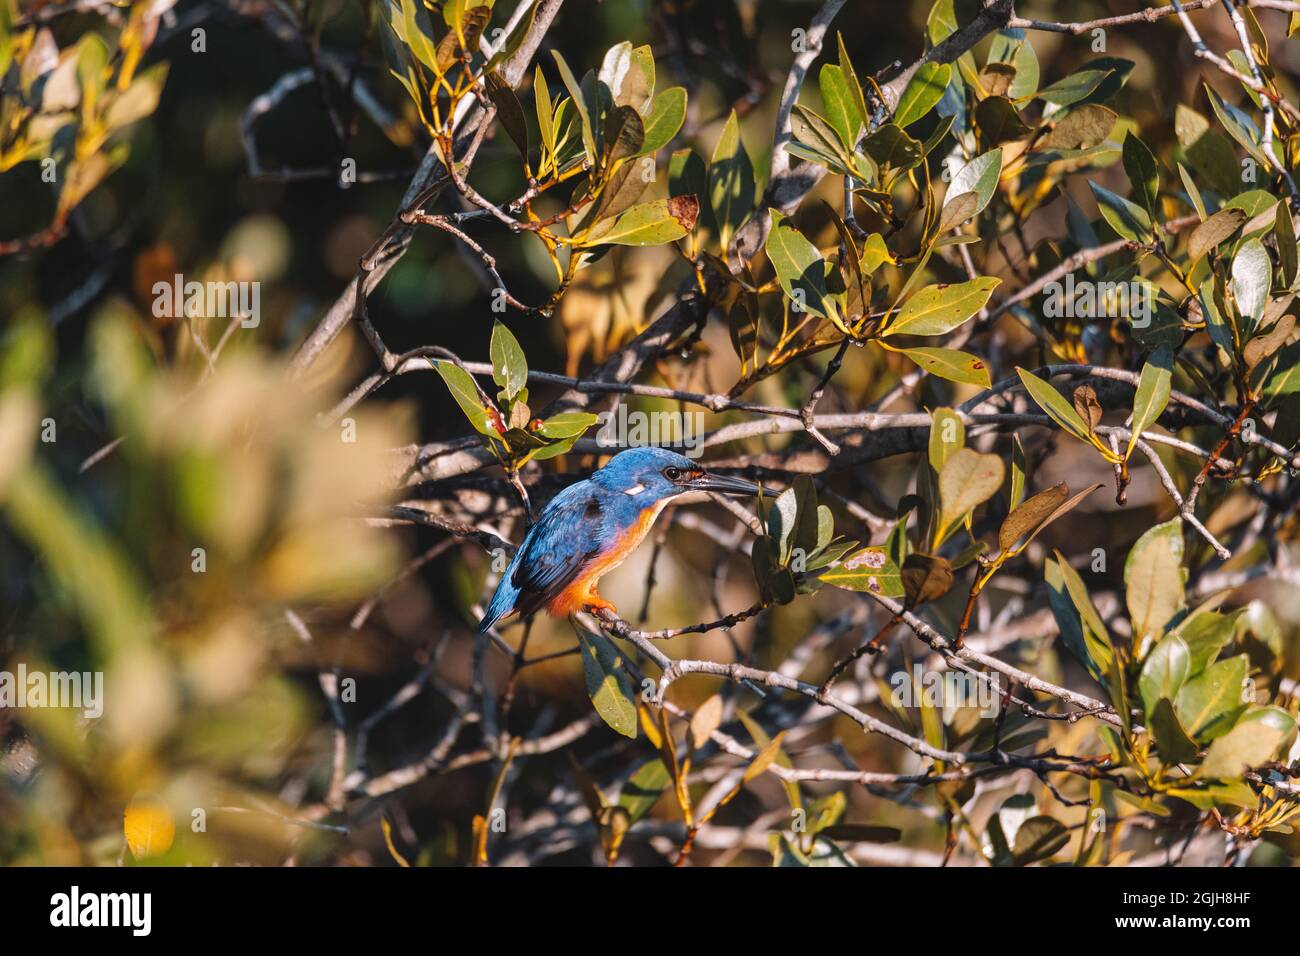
[{"x1": 478, "y1": 447, "x2": 761, "y2": 632}]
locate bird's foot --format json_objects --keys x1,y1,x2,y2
[{"x1": 585, "y1": 596, "x2": 617, "y2": 617}]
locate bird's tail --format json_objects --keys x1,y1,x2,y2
[{"x1": 477, "y1": 570, "x2": 520, "y2": 633}]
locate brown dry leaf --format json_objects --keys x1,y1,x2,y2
[
  {"x1": 998, "y1": 482, "x2": 1068, "y2": 552},
  {"x1": 1072, "y1": 384, "x2": 1102, "y2": 433}
]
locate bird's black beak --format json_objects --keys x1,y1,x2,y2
[{"x1": 684, "y1": 471, "x2": 763, "y2": 496}]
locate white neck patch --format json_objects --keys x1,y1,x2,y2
[{"x1": 622, "y1": 483, "x2": 646, "y2": 497}]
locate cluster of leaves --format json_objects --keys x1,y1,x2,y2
[
  {"x1": 821, "y1": 411, "x2": 1091, "y2": 618},
  {"x1": 0, "y1": 308, "x2": 411, "y2": 863},
  {"x1": 434, "y1": 320, "x2": 597, "y2": 472},
  {"x1": 383, "y1": 2, "x2": 695, "y2": 305},
  {"x1": 750, "y1": 475, "x2": 857, "y2": 605},
  {"x1": 1047, "y1": 519, "x2": 1296, "y2": 829},
  {"x1": 0, "y1": 0, "x2": 169, "y2": 246}
]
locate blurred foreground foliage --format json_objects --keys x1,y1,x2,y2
[{"x1": 2, "y1": 0, "x2": 1300, "y2": 868}]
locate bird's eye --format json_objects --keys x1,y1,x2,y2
[{"x1": 663, "y1": 467, "x2": 682, "y2": 481}]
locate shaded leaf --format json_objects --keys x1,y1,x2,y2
[
  {"x1": 709, "y1": 110, "x2": 755, "y2": 250},
  {"x1": 1187, "y1": 207, "x2": 1247, "y2": 262},
  {"x1": 1150, "y1": 697, "x2": 1200, "y2": 765},
  {"x1": 1121, "y1": 131, "x2": 1159, "y2": 217},
  {"x1": 577, "y1": 629, "x2": 638, "y2": 739},
  {"x1": 1088, "y1": 180, "x2": 1152, "y2": 241}
]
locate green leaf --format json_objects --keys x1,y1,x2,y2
[
  {"x1": 528, "y1": 435, "x2": 580, "y2": 461},
  {"x1": 709, "y1": 110, "x2": 755, "y2": 251},
  {"x1": 636, "y1": 87, "x2": 686, "y2": 157},
  {"x1": 1124, "y1": 518, "x2": 1186, "y2": 643},
  {"x1": 1088, "y1": 180, "x2": 1152, "y2": 241},
  {"x1": 1175, "y1": 654, "x2": 1249, "y2": 741},
  {"x1": 398, "y1": 0, "x2": 441, "y2": 72},
  {"x1": 790, "y1": 475, "x2": 820, "y2": 560},
  {"x1": 435, "y1": 361, "x2": 498, "y2": 438},
  {"x1": 489, "y1": 320, "x2": 528, "y2": 401},
  {"x1": 536, "y1": 411, "x2": 598, "y2": 439},
  {"x1": 534, "y1": 65, "x2": 555, "y2": 169},
  {"x1": 1121, "y1": 132, "x2": 1159, "y2": 217},
  {"x1": 1016, "y1": 367, "x2": 1096, "y2": 447},
  {"x1": 989, "y1": 32, "x2": 1039, "y2": 100},
  {"x1": 1177, "y1": 161, "x2": 1207, "y2": 221},
  {"x1": 1200, "y1": 708, "x2": 1293, "y2": 779},
  {"x1": 928, "y1": 407, "x2": 965, "y2": 473},
  {"x1": 1276, "y1": 199, "x2": 1297, "y2": 289},
  {"x1": 1010, "y1": 434, "x2": 1027, "y2": 510},
  {"x1": 1150, "y1": 697, "x2": 1200, "y2": 765},
  {"x1": 1165, "y1": 781, "x2": 1257, "y2": 810},
  {"x1": 862, "y1": 123, "x2": 924, "y2": 178},
  {"x1": 552, "y1": 50, "x2": 596, "y2": 163},
  {"x1": 577, "y1": 629, "x2": 637, "y2": 739},
  {"x1": 486, "y1": 71, "x2": 529, "y2": 159},
  {"x1": 1176, "y1": 103, "x2": 1240, "y2": 198},
  {"x1": 884, "y1": 277, "x2": 999, "y2": 337},
  {"x1": 1231, "y1": 237, "x2": 1272, "y2": 329},
  {"x1": 767, "y1": 485, "x2": 799, "y2": 562},
  {"x1": 1046, "y1": 553, "x2": 1113, "y2": 683},
  {"x1": 766, "y1": 210, "x2": 845, "y2": 332},
  {"x1": 893, "y1": 62, "x2": 951, "y2": 129},
  {"x1": 945, "y1": 148, "x2": 1002, "y2": 218},
  {"x1": 590, "y1": 198, "x2": 693, "y2": 246},
  {"x1": 1126, "y1": 345, "x2": 1172, "y2": 458},
  {"x1": 835, "y1": 32, "x2": 869, "y2": 142},
  {"x1": 1175, "y1": 609, "x2": 1238, "y2": 675},
  {"x1": 1139, "y1": 634, "x2": 1190, "y2": 721},
  {"x1": 819, "y1": 546, "x2": 904, "y2": 597},
  {"x1": 1264, "y1": 341, "x2": 1300, "y2": 400},
  {"x1": 618, "y1": 759, "x2": 670, "y2": 822},
  {"x1": 889, "y1": 345, "x2": 991, "y2": 387},
  {"x1": 1037, "y1": 69, "x2": 1113, "y2": 106},
  {"x1": 1204, "y1": 83, "x2": 1274, "y2": 169},
  {"x1": 793, "y1": 104, "x2": 860, "y2": 173},
  {"x1": 819, "y1": 63, "x2": 862, "y2": 149},
  {"x1": 603, "y1": 105, "x2": 645, "y2": 168}
]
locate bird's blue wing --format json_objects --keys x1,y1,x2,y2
[
  {"x1": 479, "y1": 482, "x2": 611, "y2": 631},
  {"x1": 508, "y1": 483, "x2": 611, "y2": 619}
]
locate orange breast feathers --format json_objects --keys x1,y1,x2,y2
[{"x1": 546, "y1": 499, "x2": 668, "y2": 617}]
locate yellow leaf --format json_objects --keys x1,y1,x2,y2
[
  {"x1": 123, "y1": 794, "x2": 175, "y2": 860},
  {"x1": 382, "y1": 816, "x2": 411, "y2": 867}
]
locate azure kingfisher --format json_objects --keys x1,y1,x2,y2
[{"x1": 478, "y1": 447, "x2": 761, "y2": 632}]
